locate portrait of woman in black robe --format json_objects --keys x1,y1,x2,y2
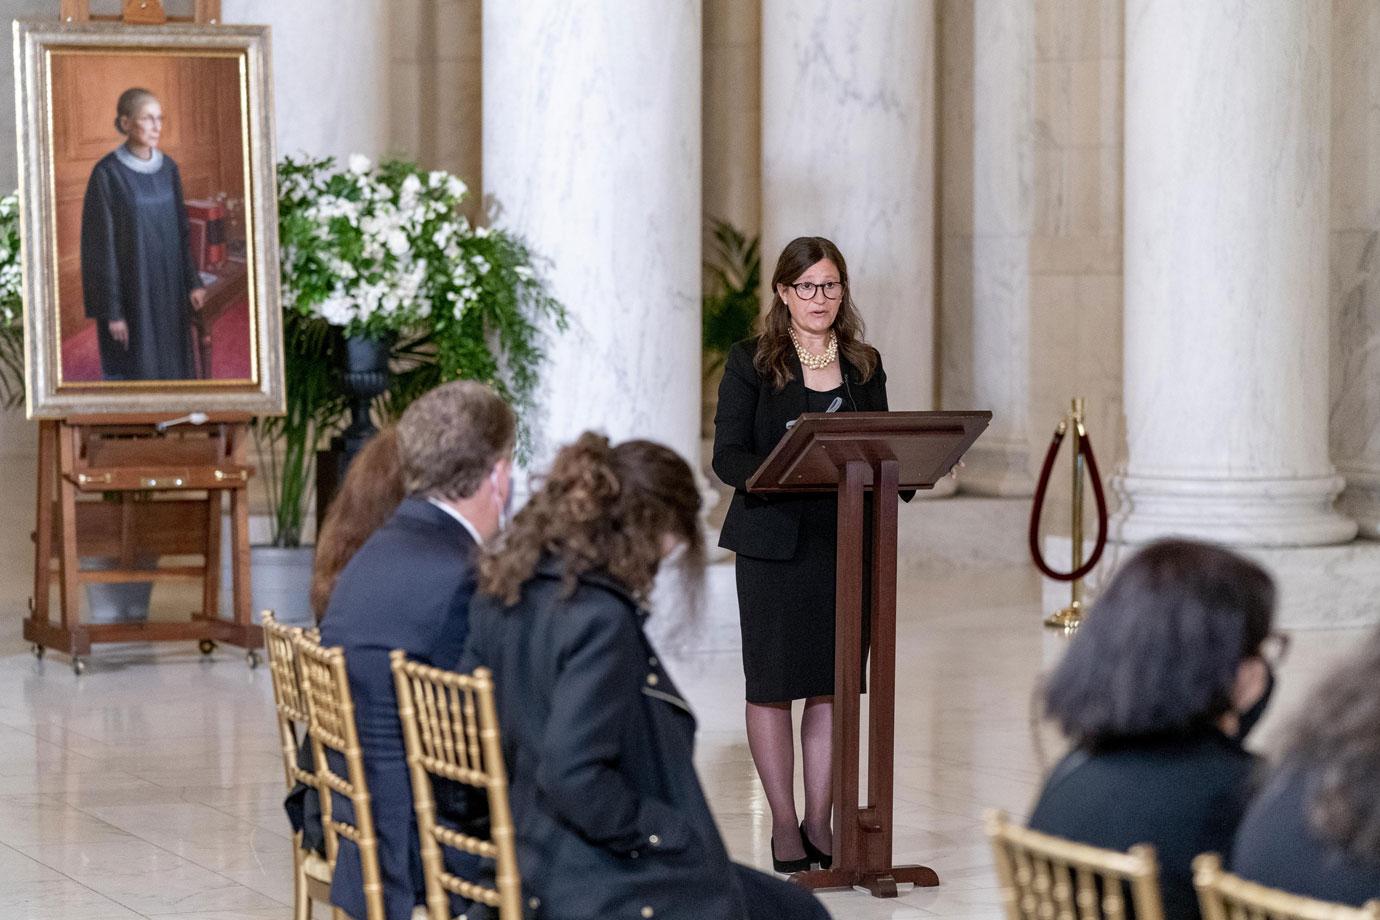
[{"x1": 80, "y1": 87, "x2": 206, "y2": 381}]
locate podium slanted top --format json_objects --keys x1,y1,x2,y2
[{"x1": 746, "y1": 410, "x2": 991, "y2": 494}]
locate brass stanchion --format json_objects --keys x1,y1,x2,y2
[{"x1": 1028, "y1": 398, "x2": 1109, "y2": 631}]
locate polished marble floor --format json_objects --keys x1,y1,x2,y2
[{"x1": 0, "y1": 490, "x2": 1371, "y2": 918}]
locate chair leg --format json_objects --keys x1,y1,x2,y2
[
  {"x1": 289, "y1": 833, "x2": 312, "y2": 920},
  {"x1": 292, "y1": 861, "x2": 310, "y2": 920}
]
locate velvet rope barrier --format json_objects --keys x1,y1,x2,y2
[{"x1": 1028, "y1": 418, "x2": 1110, "y2": 582}]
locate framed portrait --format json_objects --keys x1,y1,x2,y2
[{"x1": 13, "y1": 20, "x2": 284, "y2": 417}]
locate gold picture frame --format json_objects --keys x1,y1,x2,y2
[{"x1": 13, "y1": 19, "x2": 284, "y2": 418}]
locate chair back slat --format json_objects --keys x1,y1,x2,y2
[
  {"x1": 1193, "y1": 853, "x2": 1380, "y2": 920},
  {"x1": 296, "y1": 631, "x2": 386, "y2": 920},
  {"x1": 261, "y1": 612, "x2": 315, "y2": 792},
  {"x1": 986, "y1": 809, "x2": 1166, "y2": 920},
  {"x1": 391, "y1": 650, "x2": 523, "y2": 920}
]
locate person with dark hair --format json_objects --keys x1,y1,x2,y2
[
  {"x1": 712, "y1": 235, "x2": 903, "y2": 872},
  {"x1": 1028, "y1": 539, "x2": 1281, "y2": 920},
  {"x1": 463, "y1": 433, "x2": 832, "y2": 920},
  {"x1": 1231, "y1": 624, "x2": 1380, "y2": 905},
  {"x1": 81, "y1": 87, "x2": 206, "y2": 380},
  {"x1": 317, "y1": 381, "x2": 516, "y2": 920},
  {"x1": 309, "y1": 426, "x2": 405, "y2": 622}
]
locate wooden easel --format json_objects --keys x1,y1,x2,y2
[
  {"x1": 28, "y1": 416, "x2": 259, "y2": 673},
  {"x1": 27, "y1": 0, "x2": 256, "y2": 675},
  {"x1": 59, "y1": 0, "x2": 221, "y2": 25}
]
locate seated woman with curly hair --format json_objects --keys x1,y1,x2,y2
[
  {"x1": 463, "y1": 432, "x2": 831, "y2": 920},
  {"x1": 1231, "y1": 623, "x2": 1380, "y2": 905}
]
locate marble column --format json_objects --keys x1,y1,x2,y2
[
  {"x1": 761, "y1": 0, "x2": 935, "y2": 412},
  {"x1": 1330, "y1": 0, "x2": 1380, "y2": 538},
  {"x1": 957, "y1": 0, "x2": 1035, "y2": 496},
  {"x1": 1117, "y1": 0, "x2": 1354, "y2": 546},
  {"x1": 483, "y1": 2, "x2": 702, "y2": 468},
  {"x1": 229, "y1": 0, "x2": 388, "y2": 160}
]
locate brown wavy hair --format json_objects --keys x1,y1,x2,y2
[
  {"x1": 479, "y1": 433, "x2": 705, "y2": 607},
  {"x1": 1282, "y1": 623, "x2": 1380, "y2": 861},
  {"x1": 310, "y1": 427, "x2": 405, "y2": 620},
  {"x1": 755, "y1": 236, "x2": 878, "y2": 391}
]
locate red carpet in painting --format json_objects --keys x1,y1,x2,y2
[{"x1": 60, "y1": 300, "x2": 252, "y2": 382}]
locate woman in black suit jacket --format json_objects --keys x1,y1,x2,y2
[
  {"x1": 463, "y1": 434, "x2": 830, "y2": 920},
  {"x1": 1232, "y1": 623, "x2": 1380, "y2": 906},
  {"x1": 713, "y1": 236, "x2": 895, "y2": 873},
  {"x1": 1028, "y1": 539, "x2": 1280, "y2": 920}
]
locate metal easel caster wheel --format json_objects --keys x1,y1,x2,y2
[
  {"x1": 31, "y1": 644, "x2": 44, "y2": 660},
  {"x1": 71, "y1": 657, "x2": 86, "y2": 676},
  {"x1": 246, "y1": 650, "x2": 262, "y2": 669},
  {"x1": 199, "y1": 639, "x2": 217, "y2": 655}
]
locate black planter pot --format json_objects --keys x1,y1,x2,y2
[
  {"x1": 316, "y1": 333, "x2": 393, "y2": 526},
  {"x1": 338, "y1": 334, "x2": 392, "y2": 454}
]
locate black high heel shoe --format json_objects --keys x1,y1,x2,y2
[
  {"x1": 771, "y1": 836, "x2": 812, "y2": 874},
  {"x1": 800, "y1": 823, "x2": 832, "y2": 870}
]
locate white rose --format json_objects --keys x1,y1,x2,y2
[
  {"x1": 387, "y1": 230, "x2": 410, "y2": 256},
  {"x1": 318, "y1": 295, "x2": 355, "y2": 326},
  {"x1": 348, "y1": 153, "x2": 372, "y2": 175}
]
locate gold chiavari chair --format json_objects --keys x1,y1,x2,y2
[
  {"x1": 1194, "y1": 853, "x2": 1380, "y2": 920},
  {"x1": 262, "y1": 612, "x2": 332, "y2": 920},
  {"x1": 985, "y1": 809, "x2": 1166, "y2": 920},
  {"x1": 390, "y1": 650, "x2": 523, "y2": 920},
  {"x1": 297, "y1": 630, "x2": 387, "y2": 920}
]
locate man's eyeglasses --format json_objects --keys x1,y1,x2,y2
[{"x1": 786, "y1": 281, "x2": 843, "y2": 301}]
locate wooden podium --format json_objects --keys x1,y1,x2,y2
[{"x1": 748, "y1": 410, "x2": 991, "y2": 897}]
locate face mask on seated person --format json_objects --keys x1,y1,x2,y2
[{"x1": 1234, "y1": 664, "x2": 1275, "y2": 743}]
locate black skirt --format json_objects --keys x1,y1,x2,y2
[{"x1": 735, "y1": 493, "x2": 871, "y2": 704}]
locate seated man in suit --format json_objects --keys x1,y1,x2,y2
[{"x1": 318, "y1": 380, "x2": 515, "y2": 920}]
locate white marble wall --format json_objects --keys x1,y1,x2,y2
[
  {"x1": 703, "y1": 0, "x2": 761, "y2": 239},
  {"x1": 961, "y1": 0, "x2": 1036, "y2": 495},
  {"x1": 386, "y1": 0, "x2": 483, "y2": 217},
  {"x1": 226, "y1": 0, "x2": 389, "y2": 161},
  {"x1": 1330, "y1": 0, "x2": 1380, "y2": 538},
  {"x1": 761, "y1": 0, "x2": 936, "y2": 412},
  {"x1": 483, "y1": 2, "x2": 703, "y2": 468},
  {"x1": 1117, "y1": 0, "x2": 1354, "y2": 546}
]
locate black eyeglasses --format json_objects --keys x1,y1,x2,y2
[{"x1": 786, "y1": 281, "x2": 843, "y2": 301}]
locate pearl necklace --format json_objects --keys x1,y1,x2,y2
[{"x1": 790, "y1": 328, "x2": 838, "y2": 370}]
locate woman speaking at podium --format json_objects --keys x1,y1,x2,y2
[{"x1": 712, "y1": 236, "x2": 896, "y2": 873}]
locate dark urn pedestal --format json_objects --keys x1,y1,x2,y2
[{"x1": 315, "y1": 334, "x2": 391, "y2": 527}]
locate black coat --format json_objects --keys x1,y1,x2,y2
[
  {"x1": 315, "y1": 497, "x2": 484, "y2": 920},
  {"x1": 462, "y1": 560, "x2": 750, "y2": 920},
  {"x1": 712, "y1": 336, "x2": 900, "y2": 561},
  {"x1": 1028, "y1": 731, "x2": 1262, "y2": 920},
  {"x1": 80, "y1": 151, "x2": 200, "y2": 380},
  {"x1": 1232, "y1": 759, "x2": 1380, "y2": 906}
]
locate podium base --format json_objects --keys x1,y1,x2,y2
[{"x1": 788, "y1": 864, "x2": 940, "y2": 898}]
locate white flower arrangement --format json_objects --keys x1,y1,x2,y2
[
  {"x1": 278, "y1": 154, "x2": 497, "y2": 337},
  {"x1": 0, "y1": 193, "x2": 24, "y2": 407}
]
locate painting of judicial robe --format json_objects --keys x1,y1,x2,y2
[{"x1": 80, "y1": 146, "x2": 200, "y2": 381}]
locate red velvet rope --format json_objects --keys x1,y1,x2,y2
[{"x1": 1028, "y1": 423, "x2": 1110, "y2": 582}]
